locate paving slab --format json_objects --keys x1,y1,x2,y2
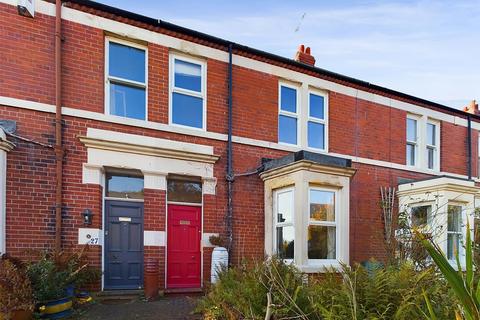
[{"x1": 74, "y1": 295, "x2": 202, "y2": 320}]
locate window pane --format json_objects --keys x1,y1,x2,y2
[
  {"x1": 427, "y1": 123, "x2": 436, "y2": 146},
  {"x1": 167, "y1": 179, "x2": 202, "y2": 203},
  {"x1": 447, "y1": 233, "x2": 460, "y2": 260},
  {"x1": 106, "y1": 173, "x2": 144, "y2": 199},
  {"x1": 109, "y1": 42, "x2": 145, "y2": 83},
  {"x1": 276, "y1": 226, "x2": 294, "y2": 259},
  {"x1": 110, "y1": 83, "x2": 146, "y2": 120},
  {"x1": 280, "y1": 86, "x2": 297, "y2": 113},
  {"x1": 279, "y1": 115, "x2": 297, "y2": 144},
  {"x1": 406, "y1": 143, "x2": 415, "y2": 166},
  {"x1": 308, "y1": 225, "x2": 336, "y2": 259},
  {"x1": 308, "y1": 122, "x2": 325, "y2": 149},
  {"x1": 407, "y1": 118, "x2": 417, "y2": 142},
  {"x1": 448, "y1": 205, "x2": 462, "y2": 232},
  {"x1": 427, "y1": 147, "x2": 435, "y2": 169},
  {"x1": 411, "y1": 205, "x2": 430, "y2": 227},
  {"x1": 277, "y1": 190, "x2": 293, "y2": 224},
  {"x1": 309, "y1": 93, "x2": 324, "y2": 119},
  {"x1": 310, "y1": 189, "x2": 335, "y2": 222},
  {"x1": 172, "y1": 92, "x2": 203, "y2": 128},
  {"x1": 174, "y1": 59, "x2": 202, "y2": 92}
]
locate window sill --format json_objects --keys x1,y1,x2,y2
[{"x1": 296, "y1": 261, "x2": 344, "y2": 273}]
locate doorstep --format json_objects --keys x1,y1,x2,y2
[{"x1": 164, "y1": 287, "x2": 203, "y2": 294}]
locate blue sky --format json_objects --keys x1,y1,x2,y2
[{"x1": 97, "y1": 0, "x2": 480, "y2": 109}]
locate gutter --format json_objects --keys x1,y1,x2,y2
[
  {"x1": 467, "y1": 115, "x2": 472, "y2": 180},
  {"x1": 226, "y1": 43, "x2": 234, "y2": 258},
  {"x1": 65, "y1": 0, "x2": 480, "y2": 122},
  {"x1": 54, "y1": 0, "x2": 64, "y2": 252}
]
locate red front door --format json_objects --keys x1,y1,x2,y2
[{"x1": 167, "y1": 205, "x2": 202, "y2": 288}]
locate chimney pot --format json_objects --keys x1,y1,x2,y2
[
  {"x1": 463, "y1": 100, "x2": 479, "y2": 115},
  {"x1": 294, "y1": 44, "x2": 315, "y2": 66}
]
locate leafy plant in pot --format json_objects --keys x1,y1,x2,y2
[
  {"x1": 0, "y1": 255, "x2": 34, "y2": 320},
  {"x1": 26, "y1": 246, "x2": 99, "y2": 318}
]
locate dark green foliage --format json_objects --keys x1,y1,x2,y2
[
  {"x1": 26, "y1": 247, "x2": 100, "y2": 303},
  {"x1": 197, "y1": 258, "x2": 456, "y2": 320}
]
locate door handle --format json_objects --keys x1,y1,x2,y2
[{"x1": 191, "y1": 256, "x2": 195, "y2": 260}]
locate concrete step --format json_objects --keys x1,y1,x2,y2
[{"x1": 96, "y1": 290, "x2": 144, "y2": 304}]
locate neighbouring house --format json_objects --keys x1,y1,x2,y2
[{"x1": 0, "y1": 0, "x2": 479, "y2": 292}]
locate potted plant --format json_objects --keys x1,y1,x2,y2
[
  {"x1": 26, "y1": 246, "x2": 99, "y2": 319},
  {"x1": 0, "y1": 255, "x2": 34, "y2": 320}
]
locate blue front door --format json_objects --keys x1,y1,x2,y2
[{"x1": 104, "y1": 200, "x2": 144, "y2": 290}]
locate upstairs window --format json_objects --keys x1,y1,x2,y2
[
  {"x1": 426, "y1": 122, "x2": 438, "y2": 170},
  {"x1": 406, "y1": 115, "x2": 440, "y2": 170},
  {"x1": 170, "y1": 55, "x2": 206, "y2": 130},
  {"x1": 406, "y1": 117, "x2": 418, "y2": 166},
  {"x1": 307, "y1": 92, "x2": 327, "y2": 150},
  {"x1": 106, "y1": 38, "x2": 147, "y2": 120},
  {"x1": 278, "y1": 84, "x2": 299, "y2": 145}
]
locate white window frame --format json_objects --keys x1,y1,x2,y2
[
  {"x1": 406, "y1": 115, "x2": 419, "y2": 167},
  {"x1": 307, "y1": 186, "x2": 338, "y2": 266},
  {"x1": 169, "y1": 53, "x2": 207, "y2": 131},
  {"x1": 406, "y1": 114, "x2": 441, "y2": 171},
  {"x1": 426, "y1": 119, "x2": 440, "y2": 171},
  {"x1": 306, "y1": 88, "x2": 328, "y2": 152},
  {"x1": 446, "y1": 203, "x2": 464, "y2": 262},
  {"x1": 477, "y1": 132, "x2": 480, "y2": 178},
  {"x1": 278, "y1": 82, "x2": 300, "y2": 146},
  {"x1": 273, "y1": 187, "x2": 295, "y2": 263},
  {"x1": 104, "y1": 37, "x2": 148, "y2": 120}
]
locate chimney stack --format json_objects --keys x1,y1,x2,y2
[
  {"x1": 463, "y1": 100, "x2": 479, "y2": 115},
  {"x1": 294, "y1": 44, "x2": 315, "y2": 66}
]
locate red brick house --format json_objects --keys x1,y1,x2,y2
[{"x1": 1, "y1": 0, "x2": 479, "y2": 292}]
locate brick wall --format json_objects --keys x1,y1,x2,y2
[{"x1": 1, "y1": 0, "x2": 478, "y2": 291}]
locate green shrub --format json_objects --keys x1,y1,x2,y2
[
  {"x1": 26, "y1": 246, "x2": 100, "y2": 303},
  {"x1": 197, "y1": 258, "x2": 456, "y2": 320}
]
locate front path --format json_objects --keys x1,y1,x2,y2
[{"x1": 74, "y1": 295, "x2": 201, "y2": 320}]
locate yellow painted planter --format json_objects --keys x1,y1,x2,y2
[{"x1": 38, "y1": 297, "x2": 72, "y2": 319}]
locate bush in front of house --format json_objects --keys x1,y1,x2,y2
[
  {"x1": 197, "y1": 257, "x2": 456, "y2": 320},
  {"x1": 26, "y1": 246, "x2": 100, "y2": 303},
  {"x1": 0, "y1": 255, "x2": 34, "y2": 318}
]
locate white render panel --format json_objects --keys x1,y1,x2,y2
[
  {"x1": 78, "y1": 228, "x2": 102, "y2": 245},
  {"x1": 87, "y1": 148, "x2": 214, "y2": 178},
  {"x1": 87, "y1": 128, "x2": 214, "y2": 156},
  {"x1": 144, "y1": 230, "x2": 165, "y2": 246}
]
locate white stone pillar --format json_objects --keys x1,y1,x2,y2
[{"x1": 0, "y1": 128, "x2": 14, "y2": 255}]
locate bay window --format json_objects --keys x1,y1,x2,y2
[
  {"x1": 274, "y1": 188, "x2": 295, "y2": 261},
  {"x1": 447, "y1": 204, "x2": 463, "y2": 261},
  {"x1": 398, "y1": 177, "x2": 478, "y2": 269},
  {"x1": 262, "y1": 151, "x2": 355, "y2": 272},
  {"x1": 169, "y1": 54, "x2": 206, "y2": 130},
  {"x1": 308, "y1": 188, "x2": 336, "y2": 262},
  {"x1": 106, "y1": 38, "x2": 147, "y2": 120}
]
